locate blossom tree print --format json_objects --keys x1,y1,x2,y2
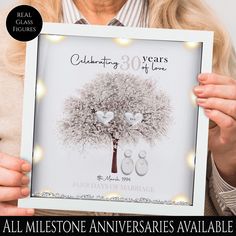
[{"x1": 59, "y1": 73, "x2": 171, "y2": 173}]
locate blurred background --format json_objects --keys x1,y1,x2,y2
[{"x1": 0, "y1": 0, "x2": 235, "y2": 48}]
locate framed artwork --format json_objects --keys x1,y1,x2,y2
[{"x1": 19, "y1": 23, "x2": 213, "y2": 215}]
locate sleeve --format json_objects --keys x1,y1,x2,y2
[{"x1": 209, "y1": 155, "x2": 236, "y2": 216}]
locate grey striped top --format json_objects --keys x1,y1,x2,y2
[{"x1": 62, "y1": 0, "x2": 149, "y2": 27}]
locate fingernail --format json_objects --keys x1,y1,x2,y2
[
  {"x1": 198, "y1": 74, "x2": 207, "y2": 81},
  {"x1": 26, "y1": 209, "x2": 35, "y2": 215},
  {"x1": 21, "y1": 163, "x2": 31, "y2": 172},
  {"x1": 194, "y1": 86, "x2": 204, "y2": 93},
  {"x1": 21, "y1": 187, "x2": 30, "y2": 196},
  {"x1": 21, "y1": 176, "x2": 29, "y2": 185},
  {"x1": 197, "y1": 98, "x2": 207, "y2": 104},
  {"x1": 204, "y1": 109, "x2": 212, "y2": 115}
]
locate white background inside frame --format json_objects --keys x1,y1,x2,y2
[{"x1": 31, "y1": 34, "x2": 202, "y2": 206}]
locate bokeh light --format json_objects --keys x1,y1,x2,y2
[
  {"x1": 33, "y1": 145, "x2": 44, "y2": 164},
  {"x1": 46, "y1": 35, "x2": 65, "y2": 43},
  {"x1": 184, "y1": 42, "x2": 201, "y2": 49},
  {"x1": 114, "y1": 38, "x2": 133, "y2": 46},
  {"x1": 36, "y1": 79, "x2": 46, "y2": 101},
  {"x1": 173, "y1": 194, "x2": 190, "y2": 204},
  {"x1": 187, "y1": 151, "x2": 196, "y2": 169}
]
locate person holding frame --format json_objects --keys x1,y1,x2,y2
[{"x1": 0, "y1": 0, "x2": 235, "y2": 216}]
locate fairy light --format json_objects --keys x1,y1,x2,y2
[
  {"x1": 173, "y1": 194, "x2": 190, "y2": 204},
  {"x1": 187, "y1": 151, "x2": 195, "y2": 169},
  {"x1": 33, "y1": 145, "x2": 44, "y2": 164},
  {"x1": 105, "y1": 192, "x2": 121, "y2": 199},
  {"x1": 36, "y1": 79, "x2": 46, "y2": 100},
  {"x1": 184, "y1": 42, "x2": 201, "y2": 49},
  {"x1": 46, "y1": 35, "x2": 65, "y2": 43},
  {"x1": 41, "y1": 189, "x2": 52, "y2": 193},
  {"x1": 114, "y1": 38, "x2": 133, "y2": 46},
  {"x1": 190, "y1": 91, "x2": 197, "y2": 106}
]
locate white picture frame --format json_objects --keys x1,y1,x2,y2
[{"x1": 19, "y1": 23, "x2": 213, "y2": 216}]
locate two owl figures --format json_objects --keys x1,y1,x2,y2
[{"x1": 121, "y1": 150, "x2": 148, "y2": 176}]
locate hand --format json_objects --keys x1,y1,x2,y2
[
  {"x1": 194, "y1": 73, "x2": 236, "y2": 187},
  {"x1": 0, "y1": 152, "x2": 35, "y2": 216}
]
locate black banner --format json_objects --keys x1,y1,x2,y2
[{"x1": 0, "y1": 216, "x2": 235, "y2": 235}]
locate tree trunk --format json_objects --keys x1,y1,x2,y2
[{"x1": 111, "y1": 139, "x2": 119, "y2": 173}]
